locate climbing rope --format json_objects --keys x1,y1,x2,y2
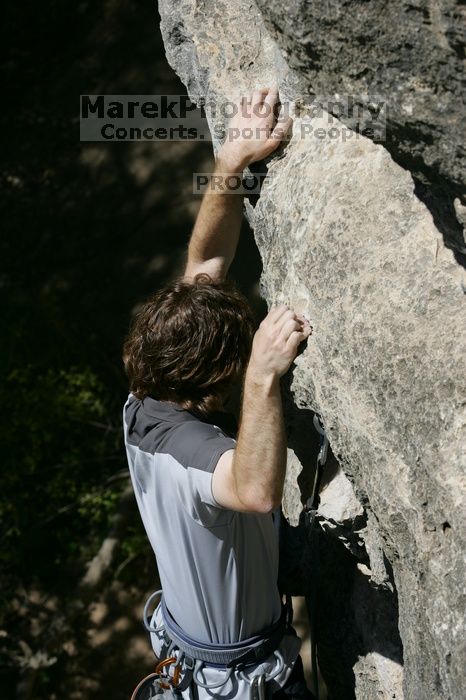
[{"x1": 304, "y1": 413, "x2": 329, "y2": 700}]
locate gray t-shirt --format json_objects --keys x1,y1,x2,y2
[{"x1": 123, "y1": 393, "x2": 301, "y2": 696}]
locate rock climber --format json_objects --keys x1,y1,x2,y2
[{"x1": 123, "y1": 86, "x2": 315, "y2": 699}]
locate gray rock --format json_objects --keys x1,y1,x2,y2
[
  {"x1": 255, "y1": 0, "x2": 466, "y2": 256},
  {"x1": 158, "y1": 1, "x2": 466, "y2": 698}
]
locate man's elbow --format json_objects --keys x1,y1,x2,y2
[
  {"x1": 183, "y1": 257, "x2": 227, "y2": 284},
  {"x1": 238, "y1": 489, "x2": 282, "y2": 514},
  {"x1": 254, "y1": 497, "x2": 282, "y2": 514}
]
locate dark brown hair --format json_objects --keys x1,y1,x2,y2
[{"x1": 123, "y1": 273, "x2": 255, "y2": 415}]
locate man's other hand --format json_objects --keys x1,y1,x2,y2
[
  {"x1": 248, "y1": 305, "x2": 312, "y2": 382},
  {"x1": 216, "y1": 86, "x2": 293, "y2": 172}
]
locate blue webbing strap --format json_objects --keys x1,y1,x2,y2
[{"x1": 160, "y1": 595, "x2": 288, "y2": 670}]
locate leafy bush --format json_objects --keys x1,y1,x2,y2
[{"x1": 0, "y1": 365, "x2": 125, "y2": 612}]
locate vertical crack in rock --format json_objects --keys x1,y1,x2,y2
[{"x1": 158, "y1": 1, "x2": 466, "y2": 698}]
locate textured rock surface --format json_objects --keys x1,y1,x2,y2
[{"x1": 158, "y1": 1, "x2": 466, "y2": 699}]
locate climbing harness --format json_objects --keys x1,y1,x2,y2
[
  {"x1": 131, "y1": 589, "x2": 291, "y2": 699},
  {"x1": 303, "y1": 413, "x2": 329, "y2": 700}
]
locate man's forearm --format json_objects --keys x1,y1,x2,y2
[
  {"x1": 211, "y1": 305, "x2": 311, "y2": 514},
  {"x1": 233, "y1": 366, "x2": 287, "y2": 512},
  {"x1": 184, "y1": 154, "x2": 246, "y2": 281},
  {"x1": 184, "y1": 87, "x2": 291, "y2": 282}
]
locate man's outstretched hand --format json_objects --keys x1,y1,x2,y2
[{"x1": 216, "y1": 86, "x2": 293, "y2": 172}]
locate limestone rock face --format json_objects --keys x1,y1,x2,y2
[
  {"x1": 255, "y1": 0, "x2": 466, "y2": 255},
  {"x1": 158, "y1": 1, "x2": 466, "y2": 699}
]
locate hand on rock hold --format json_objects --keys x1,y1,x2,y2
[
  {"x1": 248, "y1": 305, "x2": 312, "y2": 381},
  {"x1": 216, "y1": 86, "x2": 293, "y2": 172}
]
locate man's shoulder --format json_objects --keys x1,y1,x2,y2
[
  {"x1": 173, "y1": 419, "x2": 237, "y2": 473},
  {"x1": 123, "y1": 393, "x2": 236, "y2": 472}
]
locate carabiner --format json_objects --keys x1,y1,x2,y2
[
  {"x1": 249, "y1": 673, "x2": 266, "y2": 700},
  {"x1": 313, "y1": 414, "x2": 328, "y2": 466}
]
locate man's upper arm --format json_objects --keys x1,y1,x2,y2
[{"x1": 170, "y1": 421, "x2": 239, "y2": 525}]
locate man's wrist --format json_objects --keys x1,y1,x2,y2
[
  {"x1": 215, "y1": 149, "x2": 248, "y2": 174},
  {"x1": 245, "y1": 364, "x2": 280, "y2": 394}
]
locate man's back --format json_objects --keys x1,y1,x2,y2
[{"x1": 123, "y1": 392, "x2": 282, "y2": 643}]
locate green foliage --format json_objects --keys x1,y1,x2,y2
[{"x1": 0, "y1": 365, "x2": 125, "y2": 614}]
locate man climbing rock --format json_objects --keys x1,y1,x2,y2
[{"x1": 123, "y1": 87, "x2": 315, "y2": 699}]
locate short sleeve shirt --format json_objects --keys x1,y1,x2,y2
[{"x1": 123, "y1": 393, "x2": 284, "y2": 644}]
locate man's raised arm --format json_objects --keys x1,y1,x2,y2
[{"x1": 184, "y1": 87, "x2": 292, "y2": 283}]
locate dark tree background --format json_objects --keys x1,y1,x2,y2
[{"x1": 0, "y1": 1, "x2": 263, "y2": 697}]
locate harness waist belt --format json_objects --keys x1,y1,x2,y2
[{"x1": 160, "y1": 596, "x2": 287, "y2": 669}]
